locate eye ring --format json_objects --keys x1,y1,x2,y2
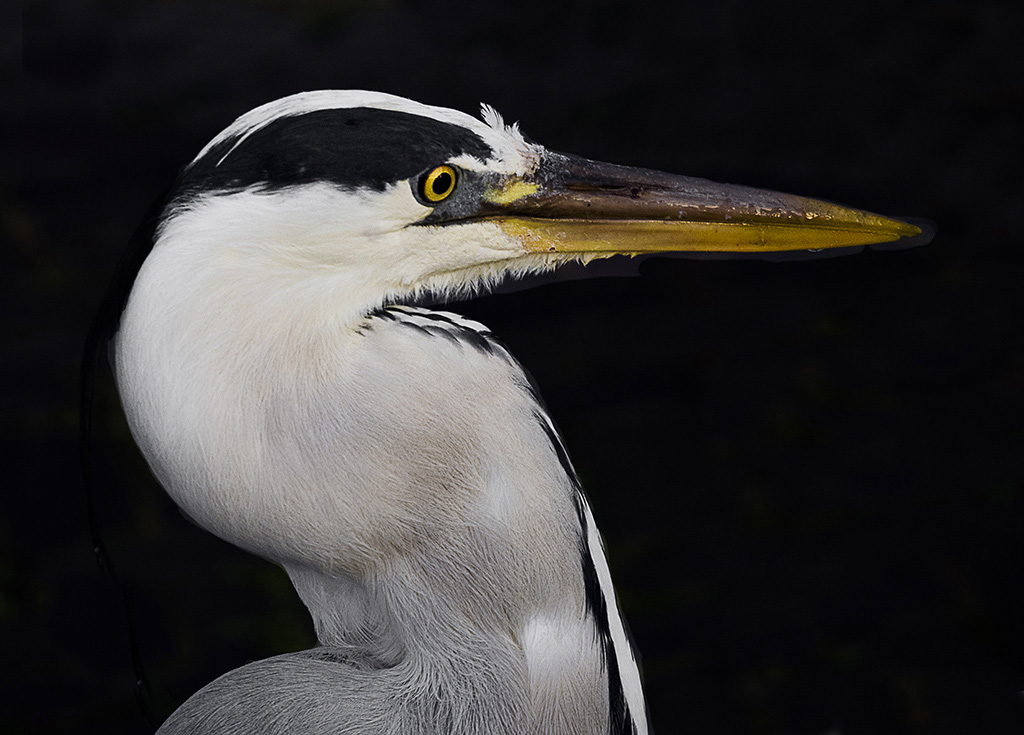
[{"x1": 419, "y1": 165, "x2": 458, "y2": 204}]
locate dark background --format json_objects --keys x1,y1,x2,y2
[{"x1": 7, "y1": 0, "x2": 1024, "y2": 732}]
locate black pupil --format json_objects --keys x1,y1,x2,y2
[{"x1": 432, "y1": 171, "x2": 452, "y2": 196}]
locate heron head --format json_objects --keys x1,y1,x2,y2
[{"x1": 154, "y1": 90, "x2": 923, "y2": 316}]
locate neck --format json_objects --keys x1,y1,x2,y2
[{"x1": 116, "y1": 205, "x2": 646, "y2": 734}]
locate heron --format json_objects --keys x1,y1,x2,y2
[{"x1": 87, "y1": 90, "x2": 923, "y2": 734}]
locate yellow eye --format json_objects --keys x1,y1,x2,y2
[{"x1": 419, "y1": 165, "x2": 458, "y2": 203}]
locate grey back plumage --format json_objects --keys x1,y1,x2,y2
[{"x1": 160, "y1": 646, "x2": 528, "y2": 735}]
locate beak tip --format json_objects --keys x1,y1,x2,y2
[{"x1": 872, "y1": 216, "x2": 937, "y2": 251}]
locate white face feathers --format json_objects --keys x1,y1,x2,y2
[{"x1": 154, "y1": 91, "x2": 561, "y2": 320}]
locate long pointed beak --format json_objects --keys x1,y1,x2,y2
[{"x1": 484, "y1": 152, "x2": 922, "y2": 255}]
